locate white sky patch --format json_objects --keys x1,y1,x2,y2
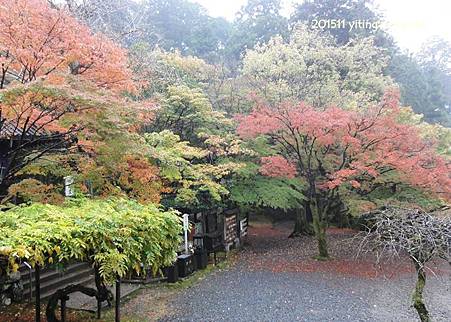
[
  {"x1": 190, "y1": 0, "x2": 451, "y2": 53},
  {"x1": 193, "y1": 0, "x2": 243, "y2": 19},
  {"x1": 376, "y1": 0, "x2": 451, "y2": 53},
  {"x1": 192, "y1": 0, "x2": 297, "y2": 20}
]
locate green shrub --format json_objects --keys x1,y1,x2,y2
[{"x1": 0, "y1": 198, "x2": 182, "y2": 283}]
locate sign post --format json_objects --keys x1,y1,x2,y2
[
  {"x1": 182, "y1": 214, "x2": 189, "y2": 254},
  {"x1": 64, "y1": 176, "x2": 74, "y2": 197}
]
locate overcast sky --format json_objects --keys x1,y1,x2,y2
[{"x1": 191, "y1": 0, "x2": 451, "y2": 53}]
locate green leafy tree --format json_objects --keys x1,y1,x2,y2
[
  {"x1": 148, "y1": 85, "x2": 232, "y2": 143},
  {"x1": 129, "y1": 46, "x2": 216, "y2": 98},
  {"x1": 388, "y1": 47, "x2": 451, "y2": 126},
  {"x1": 226, "y1": 0, "x2": 288, "y2": 64},
  {"x1": 290, "y1": 0, "x2": 383, "y2": 45},
  {"x1": 241, "y1": 24, "x2": 392, "y2": 108},
  {"x1": 145, "y1": 130, "x2": 245, "y2": 212},
  {"x1": 142, "y1": 0, "x2": 231, "y2": 61},
  {"x1": 416, "y1": 37, "x2": 451, "y2": 126}
]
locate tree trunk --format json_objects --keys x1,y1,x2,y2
[
  {"x1": 312, "y1": 204, "x2": 329, "y2": 259},
  {"x1": 289, "y1": 207, "x2": 313, "y2": 238},
  {"x1": 46, "y1": 284, "x2": 98, "y2": 322},
  {"x1": 290, "y1": 209, "x2": 304, "y2": 238},
  {"x1": 335, "y1": 205, "x2": 350, "y2": 228},
  {"x1": 0, "y1": 68, "x2": 6, "y2": 89},
  {"x1": 412, "y1": 261, "x2": 430, "y2": 322},
  {"x1": 305, "y1": 201, "x2": 313, "y2": 223}
]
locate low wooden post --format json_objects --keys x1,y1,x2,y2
[
  {"x1": 115, "y1": 278, "x2": 121, "y2": 322},
  {"x1": 35, "y1": 265, "x2": 41, "y2": 322},
  {"x1": 97, "y1": 297, "x2": 101, "y2": 319},
  {"x1": 61, "y1": 295, "x2": 69, "y2": 322}
]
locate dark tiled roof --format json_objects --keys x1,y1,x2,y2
[{"x1": 0, "y1": 120, "x2": 48, "y2": 139}]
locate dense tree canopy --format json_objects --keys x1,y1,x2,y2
[
  {"x1": 237, "y1": 90, "x2": 450, "y2": 257},
  {"x1": 142, "y1": 0, "x2": 231, "y2": 61},
  {"x1": 290, "y1": 0, "x2": 382, "y2": 45},
  {"x1": 388, "y1": 39, "x2": 451, "y2": 127},
  {"x1": 226, "y1": 0, "x2": 288, "y2": 63},
  {"x1": 241, "y1": 24, "x2": 391, "y2": 108},
  {"x1": 0, "y1": 0, "x2": 133, "y2": 92}
]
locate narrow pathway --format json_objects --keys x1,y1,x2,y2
[{"x1": 160, "y1": 223, "x2": 451, "y2": 322}]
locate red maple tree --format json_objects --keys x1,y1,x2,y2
[{"x1": 237, "y1": 90, "x2": 451, "y2": 258}]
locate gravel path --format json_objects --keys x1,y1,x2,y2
[{"x1": 161, "y1": 223, "x2": 451, "y2": 322}]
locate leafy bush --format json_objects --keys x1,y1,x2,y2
[{"x1": 0, "y1": 198, "x2": 182, "y2": 283}]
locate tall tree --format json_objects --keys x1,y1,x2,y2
[
  {"x1": 290, "y1": 0, "x2": 382, "y2": 45},
  {"x1": 0, "y1": 0, "x2": 163, "y2": 203},
  {"x1": 292, "y1": 0, "x2": 451, "y2": 126},
  {"x1": 226, "y1": 0, "x2": 288, "y2": 64},
  {"x1": 387, "y1": 38, "x2": 451, "y2": 127},
  {"x1": 388, "y1": 50, "x2": 451, "y2": 127},
  {"x1": 142, "y1": 0, "x2": 231, "y2": 61},
  {"x1": 237, "y1": 90, "x2": 451, "y2": 258},
  {"x1": 416, "y1": 37, "x2": 451, "y2": 126},
  {"x1": 241, "y1": 24, "x2": 391, "y2": 109}
]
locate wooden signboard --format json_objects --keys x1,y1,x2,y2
[{"x1": 224, "y1": 210, "x2": 238, "y2": 250}]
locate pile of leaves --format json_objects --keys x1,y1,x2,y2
[{"x1": 0, "y1": 198, "x2": 182, "y2": 283}]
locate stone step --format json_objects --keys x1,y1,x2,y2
[{"x1": 20, "y1": 262, "x2": 94, "y2": 300}]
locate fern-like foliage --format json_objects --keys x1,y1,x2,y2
[
  {"x1": 230, "y1": 163, "x2": 305, "y2": 210},
  {"x1": 0, "y1": 198, "x2": 182, "y2": 283}
]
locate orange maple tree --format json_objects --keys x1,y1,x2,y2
[
  {"x1": 0, "y1": 0, "x2": 162, "y2": 202},
  {"x1": 0, "y1": 0, "x2": 134, "y2": 92}
]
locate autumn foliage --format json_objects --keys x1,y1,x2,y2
[
  {"x1": 237, "y1": 91, "x2": 451, "y2": 201},
  {"x1": 260, "y1": 155, "x2": 297, "y2": 179},
  {"x1": 0, "y1": 0, "x2": 159, "y2": 203},
  {"x1": 0, "y1": 0, "x2": 133, "y2": 92},
  {"x1": 237, "y1": 90, "x2": 450, "y2": 258}
]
